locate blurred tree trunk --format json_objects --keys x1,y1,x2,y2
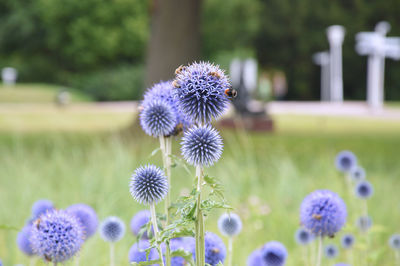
[{"x1": 145, "y1": 0, "x2": 202, "y2": 87}]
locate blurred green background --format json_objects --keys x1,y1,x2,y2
[{"x1": 1, "y1": 0, "x2": 400, "y2": 101}]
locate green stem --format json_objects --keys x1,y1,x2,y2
[
  {"x1": 150, "y1": 203, "x2": 165, "y2": 266},
  {"x1": 195, "y1": 165, "x2": 205, "y2": 266},
  {"x1": 363, "y1": 200, "x2": 369, "y2": 266},
  {"x1": 315, "y1": 236, "x2": 323, "y2": 266},
  {"x1": 159, "y1": 136, "x2": 172, "y2": 266},
  {"x1": 396, "y1": 250, "x2": 400, "y2": 266},
  {"x1": 75, "y1": 255, "x2": 80, "y2": 266},
  {"x1": 227, "y1": 237, "x2": 233, "y2": 266},
  {"x1": 110, "y1": 243, "x2": 115, "y2": 266},
  {"x1": 29, "y1": 257, "x2": 36, "y2": 266}
]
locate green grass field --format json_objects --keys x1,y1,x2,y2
[
  {"x1": 0, "y1": 109, "x2": 399, "y2": 266},
  {"x1": 0, "y1": 83, "x2": 91, "y2": 103}
]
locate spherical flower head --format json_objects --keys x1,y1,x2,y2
[
  {"x1": 355, "y1": 180, "x2": 374, "y2": 199},
  {"x1": 30, "y1": 210, "x2": 84, "y2": 263},
  {"x1": 335, "y1": 263, "x2": 350, "y2": 266},
  {"x1": 140, "y1": 100, "x2": 176, "y2": 137},
  {"x1": 31, "y1": 199, "x2": 54, "y2": 219},
  {"x1": 129, "y1": 240, "x2": 156, "y2": 263},
  {"x1": 300, "y1": 190, "x2": 347, "y2": 237},
  {"x1": 341, "y1": 233, "x2": 355, "y2": 249},
  {"x1": 153, "y1": 238, "x2": 189, "y2": 266},
  {"x1": 181, "y1": 125, "x2": 223, "y2": 167},
  {"x1": 16, "y1": 225, "x2": 35, "y2": 256},
  {"x1": 247, "y1": 249, "x2": 263, "y2": 266},
  {"x1": 130, "y1": 165, "x2": 169, "y2": 205},
  {"x1": 66, "y1": 203, "x2": 98, "y2": 239},
  {"x1": 335, "y1": 151, "x2": 357, "y2": 172},
  {"x1": 350, "y1": 166, "x2": 366, "y2": 182},
  {"x1": 324, "y1": 244, "x2": 339, "y2": 259},
  {"x1": 99, "y1": 216, "x2": 126, "y2": 243},
  {"x1": 142, "y1": 81, "x2": 192, "y2": 131},
  {"x1": 356, "y1": 215, "x2": 372, "y2": 232},
  {"x1": 260, "y1": 241, "x2": 288, "y2": 266},
  {"x1": 173, "y1": 62, "x2": 231, "y2": 124},
  {"x1": 218, "y1": 213, "x2": 242, "y2": 237},
  {"x1": 389, "y1": 234, "x2": 400, "y2": 250},
  {"x1": 294, "y1": 228, "x2": 314, "y2": 245},
  {"x1": 130, "y1": 210, "x2": 152, "y2": 239},
  {"x1": 190, "y1": 232, "x2": 226, "y2": 265}
]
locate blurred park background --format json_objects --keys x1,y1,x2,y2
[{"x1": 1, "y1": 0, "x2": 400, "y2": 265}]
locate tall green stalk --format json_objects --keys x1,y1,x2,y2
[
  {"x1": 315, "y1": 236, "x2": 323, "y2": 266},
  {"x1": 109, "y1": 243, "x2": 115, "y2": 266},
  {"x1": 195, "y1": 165, "x2": 205, "y2": 266},
  {"x1": 159, "y1": 136, "x2": 171, "y2": 266},
  {"x1": 227, "y1": 237, "x2": 233, "y2": 266},
  {"x1": 150, "y1": 203, "x2": 165, "y2": 266}
]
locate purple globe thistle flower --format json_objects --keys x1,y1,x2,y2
[
  {"x1": 130, "y1": 165, "x2": 169, "y2": 205},
  {"x1": 294, "y1": 228, "x2": 314, "y2": 245},
  {"x1": 218, "y1": 213, "x2": 242, "y2": 237},
  {"x1": 356, "y1": 215, "x2": 372, "y2": 232},
  {"x1": 65, "y1": 203, "x2": 98, "y2": 239},
  {"x1": 189, "y1": 232, "x2": 226, "y2": 266},
  {"x1": 335, "y1": 151, "x2": 357, "y2": 173},
  {"x1": 355, "y1": 180, "x2": 374, "y2": 199},
  {"x1": 260, "y1": 241, "x2": 288, "y2": 266},
  {"x1": 172, "y1": 62, "x2": 231, "y2": 124},
  {"x1": 300, "y1": 190, "x2": 347, "y2": 237},
  {"x1": 140, "y1": 100, "x2": 177, "y2": 137},
  {"x1": 142, "y1": 81, "x2": 192, "y2": 132},
  {"x1": 181, "y1": 125, "x2": 223, "y2": 167},
  {"x1": 152, "y1": 238, "x2": 190, "y2": 266},
  {"x1": 350, "y1": 166, "x2": 366, "y2": 182},
  {"x1": 16, "y1": 225, "x2": 35, "y2": 256},
  {"x1": 247, "y1": 249, "x2": 263, "y2": 266},
  {"x1": 31, "y1": 199, "x2": 54, "y2": 219},
  {"x1": 128, "y1": 240, "x2": 156, "y2": 263},
  {"x1": 30, "y1": 210, "x2": 84, "y2": 263},
  {"x1": 99, "y1": 216, "x2": 126, "y2": 243},
  {"x1": 389, "y1": 234, "x2": 400, "y2": 250},
  {"x1": 130, "y1": 210, "x2": 152, "y2": 239},
  {"x1": 335, "y1": 263, "x2": 350, "y2": 266},
  {"x1": 324, "y1": 244, "x2": 339, "y2": 259},
  {"x1": 341, "y1": 234, "x2": 355, "y2": 249}
]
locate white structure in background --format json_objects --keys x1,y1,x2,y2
[
  {"x1": 1, "y1": 67, "x2": 18, "y2": 86},
  {"x1": 242, "y1": 59, "x2": 258, "y2": 94},
  {"x1": 356, "y1": 21, "x2": 400, "y2": 110},
  {"x1": 327, "y1": 25, "x2": 345, "y2": 102},
  {"x1": 313, "y1": 51, "x2": 330, "y2": 101}
]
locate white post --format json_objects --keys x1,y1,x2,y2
[
  {"x1": 313, "y1": 52, "x2": 330, "y2": 101},
  {"x1": 327, "y1": 25, "x2": 345, "y2": 102},
  {"x1": 375, "y1": 22, "x2": 391, "y2": 108}
]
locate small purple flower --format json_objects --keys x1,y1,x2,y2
[
  {"x1": 341, "y1": 234, "x2": 355, "y2": 249},
  {"x1": 356, "y1": 215, "x2": 372, "y2": 232},
  {"x1": 16, "y1": 225, "x2": 35, "y2": 256},
  {"x1": 355, "y1": 180, "x2": 374, "y2": 199},
  {"x1": 130, "y1": 210, "x2": 152, "y2": 239},
  {"x1": 260, "y1": 241, "x2": 288, "y2": 266},
  {"x1": 66, "y1": 203, "x2": 98, "y2": 239},
  {"x1": 181, "y1": 125, "x2": 223, "y2": 167},
  {"x1": 99, "y1": 216, "x2": 126, "y2": 243},
  {"x1": 324, "y1": 244, "x2": 339, "y2": 259},
  {"x1": 142, "y1": 81, "x2": 192, "y2": 132},
  {"x1": 247, "y1": 249, "x2": 263, "y2": 266},
  {"x1": 128, "y1": 240, "x2": 156, "y2": 263},
  {"x1": 300, "y1": 190, "x2": 347, "y2": 237},
  {"x1": 190, "y1": 232, "x2": 226, "y2": 266},
  {"x1": 335, "y1": 263, "x2": 350, "y2": 266},
  {"x1": 294, "y1": 228, "x2": 314, "y2": 245},
  {"x1": 31, "y1": 199, "x2": 54, "y2": 219},
  {"x1": 218, "y1": 213, "x2": 242, "y2": 237},
  {"x1": 350, "y1": 166, "x2": 366, "y2": 182},
  {"x1": 30, "y1": 210, "x2": 84, "y2": 263},
  {"x1": 389, "y1": 234, "x2": 400, "y2": 250},
  {"x1": 173, "y1": 62, "x2": 231, "y2": 124},
  {"x1": 130, "y1": 165, "x2": 169, "y2": 205},
  {"x1": 335, "y1": 151, "x2": 357, "y2": 172},
  {"x1": 140, "y1": 100, "x2": 176, "y2": 137}
]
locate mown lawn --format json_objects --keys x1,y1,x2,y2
[{"x1": 0, "y1": 112, "x2": 399, "y2": 265}]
